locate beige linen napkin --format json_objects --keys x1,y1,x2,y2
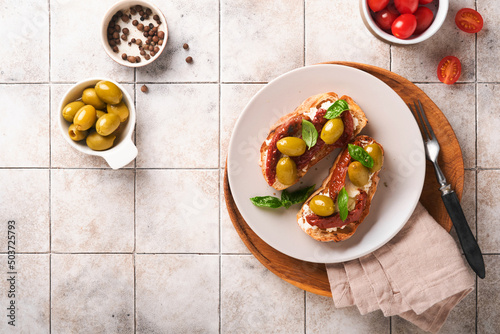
[{"x1": 326, "y1": 202, "x2": 474, "y2": 333}]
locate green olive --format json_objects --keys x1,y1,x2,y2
[
  {"x1": 96, "y1": 113, "x2": 121, "y2": 136},
  {"x1": 68, "y1": 124, "x2": 88, "y2": 141},
  {"x1": 86, "y1": 131, "x2": 116, "y2": 151},
  {"x1": 276, "y1": 157, "x2": 297, "y2": 185},
  {"x1": 348, "y1": 161, "x2": 370, "y2": 187},
  {"x1": 277, "y1": 137, "x2": 306, "y2": 157},
  {"x1": 95, "y1": 80, "x2": 123, "y2": 105},
  {"x1": 320, "y1": 118, "x2": 344, "y2": 144},
  {"x1": 81, "y1": 88, "x2": 106, "y2": 109},
  {"x1": 62, "y1": 101, "x2": 85, "y2": 122},
  {"x1": 106, "y1": 101, "x2": 129, "y2": 122},
  {"x1": 365, "y1": 143, "x2": 383, "y2": 173},
  {"x1": 96, "y1": 110, "x2": 107, "y2": 119},
  {"x1": 73, "y1": 105, "x2": 97, "y2": 131},
  {"x1": 309, "y1": 195, "x2": 335, "y2": 217},
  {"x1": 111, "y1": 123, "x2": 124, "y2": 137}
]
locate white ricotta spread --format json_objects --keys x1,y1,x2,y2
[
  {"x1": 307, "y1": 107, "x2": 318, "y2": 120},
  {"x1": 344, "y1": 177, "x2": 360, "y2": 198},
  {"x1": 353, "y1": 117, "x2": 359, "y2": 129},
  {"x1": 320, "y1": 100, "x2": 334, "y2": 111},
  {"x1": 297, "y1": 205, "x2": 317, "y2": 230},
  {"x1": 305, "y1": 100, "x2": 334, "y2": 120}
]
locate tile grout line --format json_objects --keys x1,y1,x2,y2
[
  {"x1": 218, "y1": 1, "x2": 222, "y2": 333},
  {"x1": 474, "y1": 4, "x2": 478, "y2": 333},
  {"x1": 303, "y1": 0, "x2": 306, "y2": 68},
  {"x1": 48, "y1": 0, "x2": 52, "y2": 332},
  {"x1": 0, "y1": 251, "x2": 256, "y2": 255},
  {"x1": 3, "y1": 166, "x2": 498, "y2": 171},
  {"x1": 0, "y1": 167, "x2": 224, "y2": 170},
  {"x1": 133, "y1": 66, "x2": 137, "y2": 334},
  {"x1": 303, "y1": 291, "x2": 306, "y2": 334},
  {"x1": 474, "y1": 1, "x2": 479, "y2": 331},
  {"x1": 474, "y1": 0, "x2": 479, "y2": 171},
  {"x1": 9, "y1": 80, "x2": 500, "y2": 85},
  {"x1": 303, "y1": 7, "x2": 306, "y2": 332},
  {"x1": 8, "y1": 251, "x2": 500, "y2": 255},
  {"x1": 389, "y1": 44, "x2": 392, "y2": 72},
  {"x1": 475, "y1": 168, "x2": 479, "y2": 334}
]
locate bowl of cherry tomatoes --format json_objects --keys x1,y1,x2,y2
[{"x1": 360, "y1": 0, "x2": 448, "y2": 45}]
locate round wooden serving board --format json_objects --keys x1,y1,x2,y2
[{"x1": 223, "y1": 61, "x2": 464, "y2": 297}]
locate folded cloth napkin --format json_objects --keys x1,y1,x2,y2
[{"x1": 326, "y1": 202, "x2": 474, "y2": 333}]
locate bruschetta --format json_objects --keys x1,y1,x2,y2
[
  {"x1": 297, "y1": 135, "x2": 384, "y2": 242},
  {"x1": 259, "y1": 92, "x2": 367, "y2": 190}
]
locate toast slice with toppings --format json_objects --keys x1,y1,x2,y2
[
  {"x1": 259, "y1": 92, "x2": 368, "y2": 190},
  {"x1": 297, "y1": 135, "x2": 384, "y2": 242}
]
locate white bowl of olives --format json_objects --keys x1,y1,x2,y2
[{"x1": 58, "y1": 78, "x2": 137, "y2": 169}]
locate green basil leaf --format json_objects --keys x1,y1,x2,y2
[
  {"x1": 250, "y1": 196, "x2": 283, "y2": 208},
  {"x1": 302, "y1": 119, "x2": 318, "y2": 150},
  {"x1": 280, "y1": 199, "x2": 293, "y2": 209},
  {"x1": 338, "y1": 187, "x2": 349, "y2": 222},
  {"x1": 251, "y1": 185, "x2": 316, "y2": 210},
  {"x1": 325, "y1": 99, "x2": 349, "y2": 119},
  {"x1": 348, "y1": 144, "x2": 374, "y2": 168},
  {"x1": 281, "y1": 184, "x2": 316, "y2": 208}
]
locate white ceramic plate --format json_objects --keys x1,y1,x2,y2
[{"x1": 227, "y1": 64, "x2": 425, "y2": 263}]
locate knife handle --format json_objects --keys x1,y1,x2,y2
[{"x1": 441, "y1": 189, "x2": 485, "y2": 279}]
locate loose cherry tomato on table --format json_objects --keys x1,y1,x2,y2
[
  {"x1": 414, "y1": 6, "x2": 434, "y2": 34},
  {"x1": 375, "y1": 5, "x2": 400, "y2": 30},
  {"x1": 437, "y1": 56, "x2": 461, "y2": 85},
  {"x1": 395, "y1": 0, "x2": 418, "y2": 14},
  {"x1": 455, "y1": 8, "x2": 484, "y2": 33},
  {"x1": 391, "y1": 14, "x2": 417, "y2": 39},
  {"x1": 368, "y1": 0, "x2": 390, "y2": 12},
  {"x1": 419, "y1": 0, "x2": 433, "y2": 4}
]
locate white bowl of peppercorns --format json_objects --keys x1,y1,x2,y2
[{"x1": 101, "y1": 0, "x2": 168, "y2": 67}]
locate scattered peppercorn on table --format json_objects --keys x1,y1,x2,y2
[{"x1": 0, "y1": 0, "x2": 497, "y2": 333}]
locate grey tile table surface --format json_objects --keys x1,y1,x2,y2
[{"x1": 0, "y1": 0, "x2": 498, "y2": 333}]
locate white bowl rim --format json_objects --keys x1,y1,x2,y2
[
  {"x1": 360, "y1": 0, "x2": 449, "y2": 45},
  {"x1": 57, "y1": 77, "x2": 136, "y2": 159},
  {"x1": 101, "y1": 0, "x2": 168, "y2": 68}
]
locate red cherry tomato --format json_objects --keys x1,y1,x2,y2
[
  {"x1": 368, "y1": 0, "x2": 390, "y2": 12},
  {"x1": 414, "y1": 6, "x2": 434, "y2": 34},
  {"x1": 437, "y1": 56, "x2": 461, "y2": 85},
  {"x1": 455, "y1": 8, "x2": 484, "y2": 33},
  {"x1": 391, "y1": 14, "x2": 417, "y2": 39},
  {"x1": 419, "y1": 0, "x2": 433, "y2": 4},
  {"x1": 375, "y1": 6, "x2": 399, "y2": 30},
  {"x1": 395, "y1": 0, "x2": 418, "y2": 14}
]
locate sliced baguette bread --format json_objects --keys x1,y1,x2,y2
[
  {"x1": 297, "y1": 135, "x2": 384, "y2": 242},
  {"x1": 259, "y1": 92, "x2": 368, "y2": 190}
]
